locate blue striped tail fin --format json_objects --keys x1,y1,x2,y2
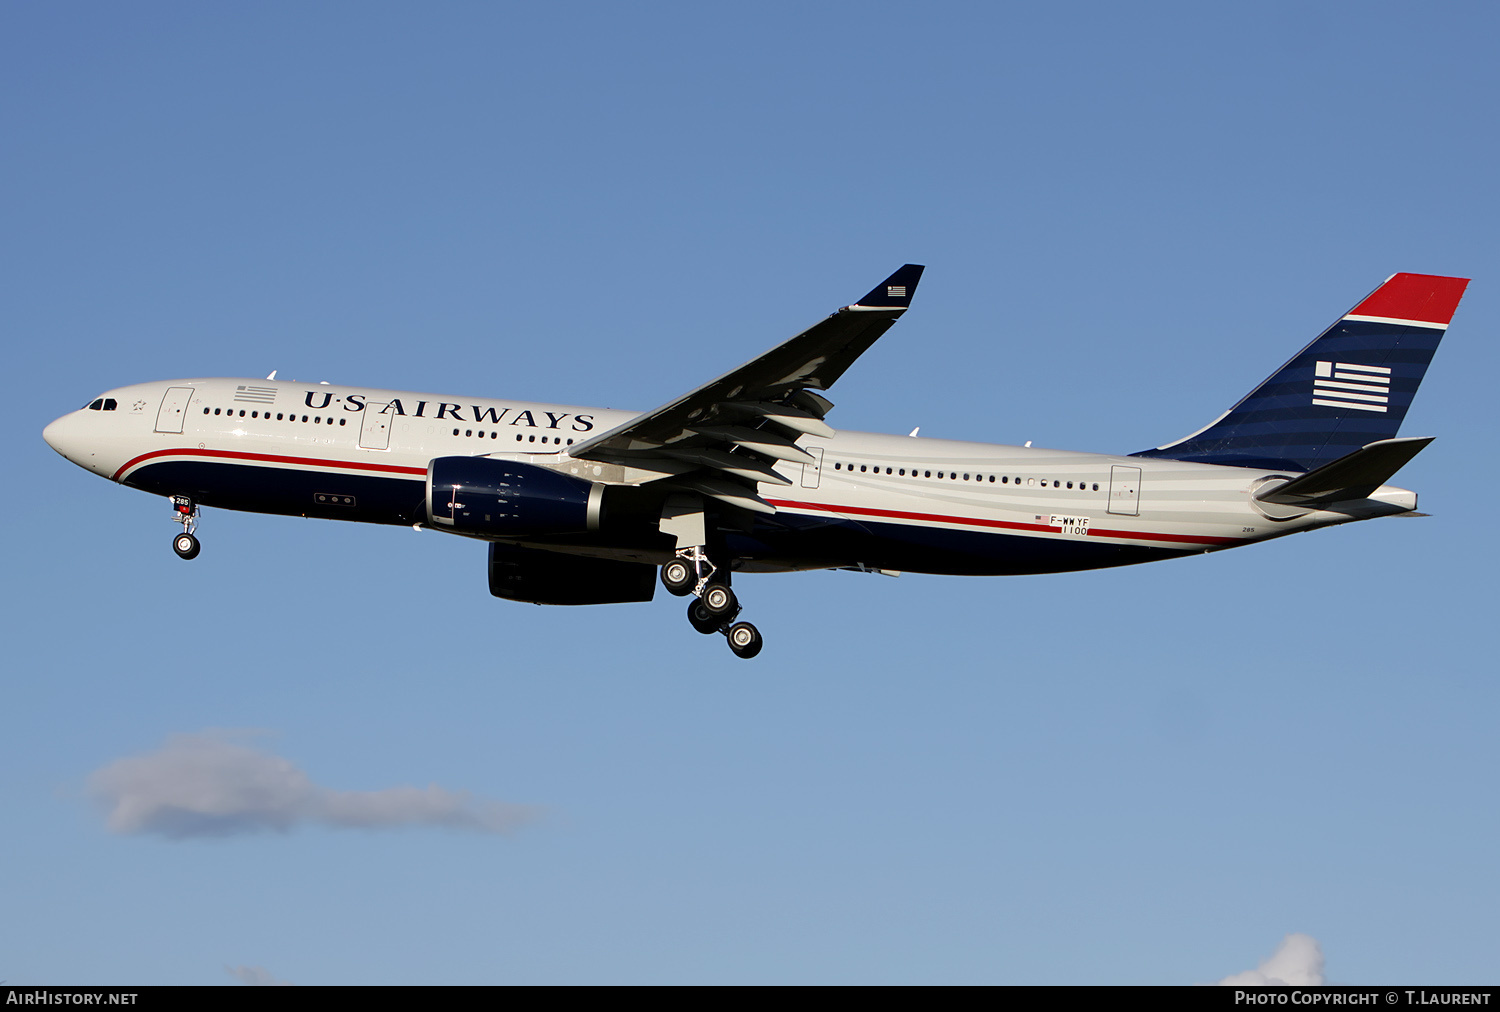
[{"x1": 1132, "y1": 273, "x2": 1469, "y2": 472}]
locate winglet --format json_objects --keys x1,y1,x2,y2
[
  {"x1": 849, "y1": 264, "x2": 925, "y2": 311},
  {"x1": 1346, "y1": 273, "x2": 1470, "y2": 328}
]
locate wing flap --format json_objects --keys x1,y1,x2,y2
[
  {"x1": 674, "y1": 476, "x2": 779, "y2": 515},
  {"x1": 688, "y1": 424, "x2": 817, "y2": 464},
  {"x1": 657, "y1": 446, "x2": 794, "y2": 486}
]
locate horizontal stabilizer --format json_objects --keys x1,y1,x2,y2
[{"x1": 1254, "y1": 437, "x2": 1433, "y2": 507}]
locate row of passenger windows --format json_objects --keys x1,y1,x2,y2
[
  {"x1": 205, "y1": 407, "x2": 347, "y2": 425},
  {"x1": 202, "y1": 406, "x2": 577, "y2": 444},
  {"x1": 831, "y1": 461, "x2": 1101, "y2": 491},
  {"x1": 452, "y1": 429, "x2": 574, "y2": 445}
]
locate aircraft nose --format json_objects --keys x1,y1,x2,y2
[{"x1": 43, "y1": 411, "x2": 87, "y2": 461}]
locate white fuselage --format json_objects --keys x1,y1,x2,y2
[{"x1": 44, "y1": 377, "x2": 1419, "y2": 576}]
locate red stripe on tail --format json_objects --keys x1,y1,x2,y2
[{"x1": 1349, "y1": 273, "x2": 1470, "y2": 326}]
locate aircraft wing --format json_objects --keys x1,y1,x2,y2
[{"x1": 568, "y1": 264, "x2": 925, "y2": 512}]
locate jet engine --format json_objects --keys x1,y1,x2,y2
[
  {"x1": 487, "y1": 541, "x2": 656, "y2": 605},
  {"x1": 426, "y1": 456, "x2": 601, "y2": 536}
]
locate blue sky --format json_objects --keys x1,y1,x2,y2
[{"x1": 4, "y1": 1, "x2": 1497, "y2": 985}]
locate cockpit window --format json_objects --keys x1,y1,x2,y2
[
  {"x1": 87, "y1": 399, "x2": 104, "y2": 410},
  {"x1": 102, "y1": 398, "x2": 117, "y2": 411}
]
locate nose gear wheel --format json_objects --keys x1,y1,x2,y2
[
  {"x1": 169, "y1": 496, "x2": 201, "y2": 560},
  {"x1": 173, "y1": 533, "x2": 201, "y2": 560}
]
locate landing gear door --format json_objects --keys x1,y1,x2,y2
[
  {"x1": 800, "y1": 446, "x2": 824, "y2": 489},
  {"x1": 359, "y1": 402, "x2": 392, "y2": 450},
  {"x1": 1107, "y1": 464, "x2": 1142, "y2": 516},
  {"x1": 154, "y1": 386, "x2": 194, "y2": 433}
]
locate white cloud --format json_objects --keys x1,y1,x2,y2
[
  {"x1": 1216, "y1": 933, "x2": 1326, "y2": 986},
  {"x1": 89, "y1": 731, "x2": 537, "y2": 838},
  {"x1": 226, "y1": 965, "x2": 292, "y2": 986}
]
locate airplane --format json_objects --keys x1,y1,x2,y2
[{"x1": 43, "y1": 266, "x2": 1469, "y2": 659}]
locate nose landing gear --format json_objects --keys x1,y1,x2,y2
[
  {"x1": 170, "y1": 496, "x2": 201, "y2": 560},
  {"x1": 665, "y1": 547, "x2": 763, "y2": 659}
]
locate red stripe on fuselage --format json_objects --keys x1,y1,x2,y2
[
  {"x1": 764, "y1": 497, "x2": 1241, "y2": 547},
  {"x1": 112, "y1": 447, "x2": 427, "y2": 482},
  {"x1": 113, "y1": 450, "x2": 1238, "y2": 548}
]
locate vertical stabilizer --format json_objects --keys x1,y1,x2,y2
[{"x1": 1133, "y1": 273, "x2": 1468, "y2": 472}]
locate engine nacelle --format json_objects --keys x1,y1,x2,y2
[
  {"x1": 427, "y1": 456, "x2": 602, "y2": 536},
  {"x1": 488, "y1": 542, "x2": 656, "y2": 605}
]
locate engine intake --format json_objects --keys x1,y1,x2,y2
[{"x1": 427, "y1": 456, "x2": 602, "y2": 536}]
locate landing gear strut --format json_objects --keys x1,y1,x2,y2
[
  {"x1": 170, "y1": 495, "x2": 201, "y2": 560},
  {"x1": 664, "y1": 547, "x2": 762, "y2": 659}
]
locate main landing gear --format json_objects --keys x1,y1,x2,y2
[
  {"x1": 170, "y1": 495, "x2": 201, "y2": 560},
  {"x1": 662, "y1": 547, "x2": 762, "y2": 659}
]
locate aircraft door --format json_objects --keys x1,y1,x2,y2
[
  {"x1": 1107, "y1": 465, "x2": 1141, "y2": 516},
  {"x1": 154, "y1": 387, "x2": 194, "y2": 433},
  {"x1": 359, "y1": 402, "x2": 392, "y2": 450},
  {"x1": 800, "y1": 446, "x2": 824, "y2": 489}
]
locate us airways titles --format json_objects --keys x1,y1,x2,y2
[{"x1": 300, "y1": 390, "x2": 596, "y2": 431}]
